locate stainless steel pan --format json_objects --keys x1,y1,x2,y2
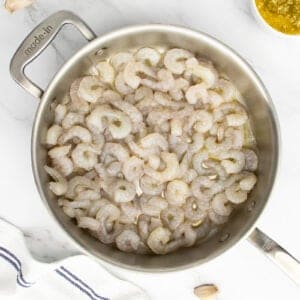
[{"x1": 10, "y1": 11, "x2": 300, "y2": 282}]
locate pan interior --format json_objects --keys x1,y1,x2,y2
[{"x1": 32, "y1": 25, "x2": 279, "y2": 271}]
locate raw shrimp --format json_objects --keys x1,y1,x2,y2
[
  {"x1": 239, "y1": 173, "x2": 257, "y2": 191},
  {"x1": 164, "y1": 48, "x2": 192, "y2": 74},
  {"x1": 48, "y1": 145, "x2": 73, "y2": 176},
  {"x1": 188, "y1": 132, "x2": 204, "y2": 154},
  {"x1": 116, "y1": 229, "x2": 146, "y2": 253},
  {"x1": 95, "y1": 61, "x2": 115, "y2": 84},
  {"x1": 59, "y1": 126, "x2": 92, "y2": 144},
  {"x1": 71, "y1": 143, "x2": 101, "y2": 170},
  {"x1": 66, "y1": 176, "x2": 97, "y2": 199},
  {"x1": 110, "y1": 51, "x2": 133, "y2": 71},
  {"x1": 102, "y1": 143, "x2": 129, "y2": 162},
  {"x1": 75, "y1": 189, "x2": 100, "y2": 201},
  {"x1": 140, "y1": 175, "x2": 165, "y2": 196},
  {"x1": 214, "y1": 101, "x2": 248, "y2": 127},
  {"x1": 126, "y1": 135, "x2": 158, "y2": 159},
  {"x1": 123, "y1": 61, "x2": 156, "y2": 89},
  {"x1": 54, "y1": 104, "x2": 67, "y2": 124},
  {"x1": 77, "y1": 217, "x2": 100, "y2": 231},
  {"x1": 217, "y1": 150, "x2": 245, "y2": 174},
  {"x1": 191, "y1": 176, "x2": 214, "y2": 200},
  {"x1": 144, "y1": 152, "x2": 179, "y2": 183},
  {"x1": 173, "y1": 223, "x2": 197, "y2": 247},
  {"x1": 182, "y1": 169, "x2": 198, "y2": 184},
  {"x1": 86, "y1": 105, "x2": 132, "y2": 139},
  {"x1": 208, "y1": 209, "x2": 228, "y2": 225},
  {"x1": 170, "y1": 118, "x2": 183, "y2": 137},
  {"x1": 77, "y1": 76, "x2": 104, "y2": 103},
  {"x1": 142, "y1": 69, "x2": 175, "y2": 92},
  {"x1": 211, "y1": 193, "x2": 232, "y2": 216},
  {"x1": 225, "y1": 183, "x2": 247, "y2": 204},
  {"x1": 114, "y1": 71, "x2": 134, "y2": 95},
  {"x1": 104, "y1": 90, "x2": 143, "y2": 130},
  {"x1": 185, "y1": 57, "x2": 217, "y2": 88},
  {"x1": 165, "y1": 180, "x2": 189, "y2": 206},
  {"x1": 169, "y1": 77, "x2": 189, "y2": 101},
  {"x1": 46, "y1": 124, "x2": 62, "y2": 145},
  {"x1": 146, "y1": 227, "x2": 172, "y2": 254},
  {"x1": 185, "y1": 83, "x2": 208, "y2": 105},
  {"x1": 140, "y1": 196, "x2": 168, "y2": 217},
  {"x1": 208, "y1": 90, "x2": 224, "y2": 108},
  {"x1": 59, "y1": 198, "x2": 91, "y2": 209},
  {"x1": 192, "y1": 151, "x2": 209, "y2": 175},
  {"x1": 62, "y1": 112, "x2": 84, "y2": 129},
  {"x1": 216, "y1": 78, "x2": 239, "y2": 102},
  {"x1": 106, "y1": 161, "x2": 122, "y2": 176},
  {"x1": 69, "y1": 78, "x2": 90, "y2": 113},
  {"x1": 243, "y1": 149, "x2": 258, "y2": 171},
  {"x1": 44, "y1": 166, "x2": 67, "y2": 196},
  {"x1": 119, "y1": 201, "x2": 141, "y2": 224},
  {"x1": 161, "y1": 206, "x2": 185, "y2": 230},
  {"x1": 135, "y1": 47, "x2": 161, "y2": 66},
  {"x1": 113, "y1": 179, "x2": 136, "y2": 202},
  {"x1": 148, "y1": 155, "x2": 160, "y2": 170},
  {"x1": 140, "y1": 133, "x2": 168, "y2": 152},
  {"x1": 154, "y1": 91, "x2": 183, "y2": 109},
  {"x1": 122, "y1": 156, "x2": 144, "y2": 182},
  {"x1": 87, "y1": 198, "x2": 110, "y2": 217},
  {"x1": 96, "y1": 203, "x2": 122, "y2": 244},
  {"x1": 185, "y1": 110, "x2": 213, "y2": 133},
  {"x1": 185, "y1": 197, "x2": 209, "y2": 223}
]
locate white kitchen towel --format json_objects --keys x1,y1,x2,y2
[{"x1": 0, "y1": 218, "x2": 148, "y2": 300}]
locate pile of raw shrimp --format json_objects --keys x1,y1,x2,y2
[{"x1": 45, "y1": 47, "x2": 258, "y2": 255}]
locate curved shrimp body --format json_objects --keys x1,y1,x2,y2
[
  {"x1": 77, "y1": 76, "x2": 104, "y2": 103},
  {"x1": 185, "y1": 197, "x2": 209, "y2": 223},
  {"x1": 142, "y1": 69, "x2": 175, "y2": 92},
  {"x1": 46, "y1": 125, "x2": 62, "y2": 145},
  {"x1": 135, "y1": 47, "x2": 161, "y2": 66},
  {"x1": 185, "y1": 83, "x2": 208, "y2": 105},
  {"x1": 185, "y1": 57, "x2": 217, "y2": 88},
  {"x1": 211, "y1": 193, "x2": 233, "y2": 216},
  {"x1": 86, "y1": 105, "x2": 132, "y2": 139},
  {"x1": 95, "y1": 61, "x2": 115, "y2": 84},
  {"x1": 165, "y1": 180, "x2": 189, "y2": 206},
  {"x1": 185, "y1": 110, "x2": 213, "y2": 133},
  {"x1": 144, "y1": 152, "x2": 180, "y2": 183},
  {"x1": 59, "y1": 126, "x2": 92, "y2": 144},
  {"x1": 164, "y1": 48, "x2": 192, "y2": 74},
  {"x1": 110, "y1": 51, "x2": 133, "y2": 71},
  {"x1": 116, "y1": 229, "x2": 146, "y2": 253},
  {"x1": 161, "y1": 206, "x2": 185, "y2": 230},
  {"x1": 113, "y1": 179, "x2": 136, "y2": 203},
  {"x1": 71, "y1": 143, "x2": 101, "y2": 170},
  {"x1": 213, "y1": 101, "x2": 248, "y2": 127},
  {"x1": 44, "y1": 166, "x2": 68, "y2": 196},
  {"x1": 124, "y1": 61, "x2": 156, "y2": 89}
]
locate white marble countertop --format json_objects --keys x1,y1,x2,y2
[{"x1": 1, "y1": 0, "x2": 300, "y2": 299}]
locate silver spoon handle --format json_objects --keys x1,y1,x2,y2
[{"x1": 248, "y1": 228, "x2": 300, "y2": 286}]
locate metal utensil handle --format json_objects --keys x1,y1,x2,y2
[
  {"x1": 10, "y1": 10, "x2": 97, "y2": 99},
  {"x1": 248, "y1": 228, "x2": 300, "y2": 286}
]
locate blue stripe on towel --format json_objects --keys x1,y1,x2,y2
[
  {"x1": 0, "y1": 246, "x2": 35, "y2": 286},
  {"x1": 56, "y1": 268, "x2": 104, "y2": 300},
  {"x1": 59, "y1": 266, "x2": 109, "y2": 300},
  {"x1": 0, "y1": 252, "x2": 31, "y2": 288}
]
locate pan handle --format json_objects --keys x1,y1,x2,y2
[
  {"x1": 248, "y1": 228, "x2": 300, "y2": 286},
  {"x1": 10, "y1": 10, "x2": 97, "y2": 99}
]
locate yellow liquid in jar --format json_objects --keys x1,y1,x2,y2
[{"x1": 255, "y1": 0, "x2": 300, "y2": 35}]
